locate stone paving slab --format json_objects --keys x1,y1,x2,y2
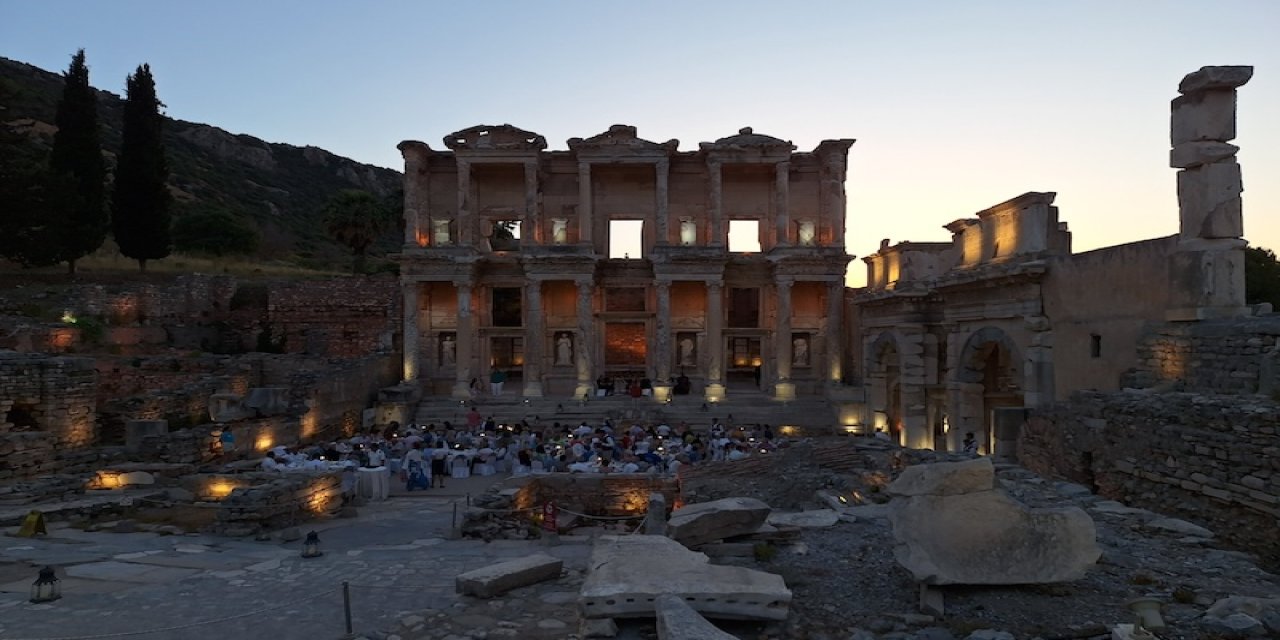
[
  {"x1": 64, "y1": 560, "x2": 202, "y2": 583},
  {"x1": 122, "y1": 551, "x2": 256, "y2": 571}
]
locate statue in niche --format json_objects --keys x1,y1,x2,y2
[
  {"x1": 679, "y1": 335, "x2": 696, "y2": 367},
  {"x1": 793, "y1": 335, "x2": 809, "y2": 366},
  {"x1": 680, "y1": 219, "x2": 697, "y2": 246},
  {"x1": 441, "y1": 334, "x2": 456, "y2": 366},
  {"x1": 551, "y1": 218, "x2": 568, "y2": 245},
  {"x1": 555, "y1": 332, "x2": 573, "y2": 366},
  {"x1": 798, "y1": 220, "x2": 816, "y2": 246}
]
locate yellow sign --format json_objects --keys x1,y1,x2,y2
[{"x1": 16, "y1": 510, "x2": 47, "y2": 537}]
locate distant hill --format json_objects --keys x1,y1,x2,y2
[{"x1": 0, "y1": 56, "x2": 403, "y2": 270}]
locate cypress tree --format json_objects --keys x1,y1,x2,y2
[
  {"x1": 111, "y1": 64, "x2": 171, "y2": 272},
  {"x1": 50, "y1": 49, "x2": 107, "y2": 275}
]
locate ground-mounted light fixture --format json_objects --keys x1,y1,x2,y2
[
  {"x1": 30, "y1": 566, "x2": 61, "y2": 603},
  {"x1": 301, "y1": 531, "x2": 323, "y2": 558}
]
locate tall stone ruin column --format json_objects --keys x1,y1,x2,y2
[
  {"x1": 775, "y1": 161, "x2": 791, "y2": 246},
  {"x1": 774, "y1": 279, "x2": 795, "y2": 401},
  {"x1": 654, "y1": 280, "x2": 673, "y2": 402},
  {"x1": 400, "y1": 142, "x2": 429, "y2": 246},
  {"x1": 655, "y1": 159, "x2": 670, "y2": 245},
  {"x1": 705, "y1": 281, "x2": 726, "y2": 402},
  {"x1": 708, "y1": 160, "x2": 724, "y2": 246},
  {"x1": 574, "y1": 278, "x2": 595, "y2": 400},
  {"x1": 523, "y1": 160, "x2": 540, "y2": 245},
  {"x1": 457, "y1": 159, "x2": 474, "y2": 246},
  {"x1": 452, "y1": 282, "x2": 474, "y2": 399},
  {"x1": 578, "y1": 162, "x2": 593, "y2": 249},
  {"x1": 402, "y1": 280, "x2": 420, "y2": 382},
  {"x1": 825, "y1": 281, "x2": 844, "y2": 386},
  {"x1": 523, "y1": 281, "x2": 544, "y2": 397},
  {"x1": 1167, "y1": 65, "x2": 1253, "y2": 321}
]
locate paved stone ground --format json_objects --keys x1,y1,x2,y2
[{"x1": 0, "y1": 474, "x2": 592, "y2": 640}]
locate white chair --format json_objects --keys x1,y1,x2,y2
[
  {"x1": 530, "y1": 460, "x2": 547, "y2": 475},
  {"x1": 450, "y1": 455, "x2": 471, "y2": 479},
  {"x1": 476, "y1": 454, "x2": 496, "y2": 476}
]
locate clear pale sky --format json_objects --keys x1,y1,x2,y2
[{"x1": 4, "y1": 0, "x2": 1278, "y2": 285}]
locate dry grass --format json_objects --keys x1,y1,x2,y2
[{"x1": 1, "y1": 243, "x2": 345, "y2": 281}]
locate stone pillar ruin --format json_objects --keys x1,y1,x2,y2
[
  {"x1": 523, "y1": 160, "x2": 539, "y2": 245},
  {"x1": 400, "y1": 142, "x2": 429, "y2": 246},
  {"x1": 523, "y1": 281, "x2": 545, "y2": 397},
  {"x1": 456, "y1": 159, "x2": 473, "y2": 246},
  {"x1": 655, "y1": 159, "x2": 670, "y2": 245},
  {"x1": 774, "y1": 280, "x2": 795, "y2": 401},
  {"x1": 402, "y1": 280, "x2": 420, "y2": 381},
  {"x1": 654, "y1": 280, "x2": 673, "y2": 401},
  {"x1": 578, "y1": 162, "x2": 593, "y2": 248},
  {"x1": 574, "y1": 278, "x2": 595, "y2": 400},
  {"x1": 708, "y1": 160, "x2": 724, "y2": 246},
  {"x1": 1166, "y1": 65, "x2": 1253, "y2": 321},
  {"x1": 452, "y1": 282, "x2": 474, "y2": 399},
  {"x1": 705, "y1": 281, "x2": 726, "y2": 402},
  {"x1": 825, "y1": 281, "x2": 844, "y2": 386},
  {"x1": 775, "y1": 161, "x2": 791, "y2": 246}
]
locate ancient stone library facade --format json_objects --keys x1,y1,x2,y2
[{"x1": 397, "y1": 125, "x2": 854, "y2": 402}]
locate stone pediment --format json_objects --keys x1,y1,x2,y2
[
  {"x1": 567, "y1": 125, "x2": 679, "y2": 155},
  {"x1": 700, "y1": 127, "x2": 796, "y2": 152},
  {"x1": 443, "y1": 124, "x2": 547, "y2": 152}
]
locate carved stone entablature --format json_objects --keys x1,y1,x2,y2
[
  {"x1": 649, "y1": 246, "x2": 731, "y2": 266},
  {"x1": 443, "y1": 124, "x2": 547, "y2": 152},
  {"x1": 397, "y1": 140, "x2": 432, "y2": 164},
  {"x1": 519, "y1": 253, "x2": 600, "y2": 278},
  {"x1": 567, "y1": 124, "x2": 679, "y2": 157},
  {"x1": 398, "y1": 251, "x2": 480, "y2": 281},
  {"x1": 701, "y1": 127, "x2": 796, "y2": 152}
]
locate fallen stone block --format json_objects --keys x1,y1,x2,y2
[
  {"x1": 579, "y1": 535, "x2": 790, "y2": 621},
  {"x1": 655, "y1": 593, "x2": 738, "y2": 640},
  {"x1": 668, "y1": 497, "x2": 770, "y2": 548},
  {"x1": 1145, "y1": 517, "x2": 1213, "y2": 538},
  {"x1": 767, "y1": 509, "x2": 839, "y2": 528},
  {"x1": 456, "y1": 553, "x2": 563, "y2": 598},
  {"x1": 580, "y1": 617, "x2": 618, "y2": 638},
  {"x1": 888, "y1": 458, "x2": 1101, "y2": 585},
  {"x1": 1178, "y1": 65, "x2": 1254, "y2": 94},
  {"x1": 889, "y1": 457, "x2": 994, "y2": 497},
  {"x1": 698, "y1": 542, "x2": 756, "y2": 558},
  {"x1": 919, "y1": 583, "x2": 945, "y2": 618}
]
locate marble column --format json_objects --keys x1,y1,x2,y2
[
  {"x1": 708, "y1": 160, "x2": 724, "y2": 246},
  {"x1": 826, "y1": 281, "x2": 844, "y2": 386},
  {"x1": 655, "y1": 158, "x2": 670, "y2": 246},
  {"x1": 401, "y1": 280, "x2": 419, "y2": 382},
  {"x1": 451, "y1": 282, "x2": 474, "y2": 399},
  {"x1": 574, "y1": 278, "x2": 595, "y2": 399},
  {"x1": 774, "y1": 161, "x2": 790, "y2": 247},
  {"x1": 578, "y1": 161, "x2": 593, "y2": 249},
  {"x1": 522, "y1": 281, "x2": 544, "y2": 397},
  {"x1": 523, "y1": 160, "x2": 539, "y2": 246},
  {"x1": 653, "y1": 280, "x2": 672, "y2": 402},
  {"x1": 705, "y1": 281, "x2": 725, "y2": 402},
  {"x1": 401, "y1": 146, "x2": 428, "y2": 246},
  {"x1": 457, "y1": 159, "x2": 473, "y2": 246},
  {"x1": 774, "y1": 280, "x2": 795, "y2": 401}
]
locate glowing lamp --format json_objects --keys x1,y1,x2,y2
[
  {"x1": 837, "y1": 495, "x2": 849, "y2": 505},
  {"x1": 302, "y1": 531, "x2": 323, "y2": 558},
  {"x1": 30, "y1": 566, "x2": 61, "y2": 603}
]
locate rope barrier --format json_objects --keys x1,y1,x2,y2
[{"x1": 5, "y1": 587, "x2": 340, "y2": 640}]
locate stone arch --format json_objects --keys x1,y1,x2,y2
[
  {"x1": 865, "y1": 331, "x2": 905, "y2": 442},
  {"x1": 950, "y1": 326, "x2": 1024, "y2": 456}
]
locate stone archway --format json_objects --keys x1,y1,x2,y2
[{"x1": 950, "y1": 327, "x2": 1023, "y2": 456}]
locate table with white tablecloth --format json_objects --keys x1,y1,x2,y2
[{"x1": 356, "y1": 466, "x2": 390, "y2": 501}]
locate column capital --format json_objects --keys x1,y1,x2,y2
[
  {"x1": 706, "y1": 280, "x2": 724, "y2": 290},
  {"x1": 655, "y1": 279, "x2": 672, "y2": 291},
  {"x1": 452, "y1": 280, "x2": 473, "y2": 291},
  {"x1": 776, "y1": 279, "x2": 794, "y2": 290},
  {"x1": 656, "y1": 157, "x2": 670, "y2": 170}
]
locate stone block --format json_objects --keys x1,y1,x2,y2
[
  {"x1": 125, "y1": 420, "x2": 168, "y2": 452},
  {"x1": 888, "y1": 457, "x2": 995, "y2": 497},
  {"x1": 1178, "y1": 65, "x2": 1254, "y2": 94},
  {"x1": 579, "y1": 535, "x2": 791, "y2": 621},
  {"x1": 654, "y1": 594, "x2": 738, "y2": 640},
  {"x1": 646, "y1": 492, "x2": 669, "y2": 536},
  {"x1": 118, "y1": 471, "x2": 155, "y2": 486},
  {"x1": 766, "y1": 509, "x2": 839, "y2": 528},
  {"x1": 455, "y1": 553, "x2": 563, "y2": 598},
  {"x1": 1176, "y1": 162, "x2": 1243, "y2": 239},
  {"x1": 1166, "y1": 246, "x2": 1247, "y2": 319},
  {"x1": 243, "y1": 387, "x2": 290, "y2": 416},
  {"x1": 1171, "y1": 90, "x2": 1237, "y2": 145},
  {"x1": 1170, "y1": 141, "x2": 1239, "y2": 168},
  {"x1": 208, "y1": 394, "x2": 250, "y2": 422},
  {"x1": 667, "y1": 497, "x2": 771, "y2": 548},
  {"x1": 581, "y1": 617, "x2": 619, "y2": 638}
]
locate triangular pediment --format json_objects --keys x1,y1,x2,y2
[
  {"x1": 443, "y1": 124, "x2": 547, "y2": 151},
  {"x1": 568, "y1": 124, "x2": 678, "y2": 154},
  {"x1": 700, "y1": 127, "x2": 795, "y2": 152}
]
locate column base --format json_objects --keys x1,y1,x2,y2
[
  {"x1": 773, "y1": 382, "x2": 796, "y2": 402},
  {"x1": 652, "y1": 385, "x2": 672, "y2": 404},
  {"x1": 451, "y1": 381, "x2": 471, "y2": 400},
  {"x1": 522, "y1": 381, "x2": 545, "y2": 398},
  {"x1": 704, "y1": 383, "x2": 726, "y2": 404}
]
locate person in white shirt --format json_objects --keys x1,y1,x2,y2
[{"x1": 366, "y1": 445, "x2": 386, "y2": 468}]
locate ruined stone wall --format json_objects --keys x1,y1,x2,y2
[
  {"x1": 512, "y1": 474, "x2": 679, "y2": 517},
  {"x1": 1125, "y1": 315, "x2": 1280, "y2": 394},
  {"x1": 268, "y1": 276, "x2": 399, "y2": 359},
  {"x1": 1020, "y1": 391, "x2": 1280, "y2": 566},
  {"x1": 0, "y1": 352, "x2": 97, "y2": 448},
  {"x1": 207, "y1": 471, "x2": 344, "y2": 536}
]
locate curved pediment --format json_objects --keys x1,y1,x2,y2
[
  {"x1": 700, "y1": 127, "x2": 796, "y2": 152},
  {"x1": 567, "y1": 124, "x2": 679, "y2": 155},
  {"x1": 443, "y1": 124, "x2": 547, "y2": 152}
]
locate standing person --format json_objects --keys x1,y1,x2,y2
[
  {"x1": 490, "y1": 368, "x2": 507, "y2": 396},
  {"x1": 430, "y1": 446, "x2": 448, "y2": 488},
  {"x1": 219, "y1": 427, "x2": 236, "y2": 458},
  {"x1": 403, "y1": 442, "x2": 429, "y2": 491}
]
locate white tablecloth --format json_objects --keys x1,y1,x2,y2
[{"x1": 356, "y1": 466, "x2": 389, "y2": 501}]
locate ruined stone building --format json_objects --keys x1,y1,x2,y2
[
  {"x1": 397, "y1": 125, "x2": 854, "y2": 402},
  {"x1": 852, "y1": 66, "x2": 1255, "y2": 455}
]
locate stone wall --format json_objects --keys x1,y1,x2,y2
[
  {"x1": 1125, "y1": 315, "x2": 1280, "y2": 394},
  {"x1": 207, "y1": 471, "x2": 345, "y2": 536},
  {"x1": 512, "y1": 474, "x2": 679, "y2": 517},
  {"x1": 268, "y1": 276, "x2": 399, "y2": 359},
  {"x1": 0, "y1": 352, "x2": 97, "y2": 447},
  {"x1": 1020, "y1": 391, "x2": 1280, "y2": 567}
]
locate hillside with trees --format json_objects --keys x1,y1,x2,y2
[{"x1": 0, "y1": 56, "x2": 402, "y2": 272}]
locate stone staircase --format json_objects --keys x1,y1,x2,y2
[{"x1": 412, "y1": 390, "x2": 839, "y2": 434}]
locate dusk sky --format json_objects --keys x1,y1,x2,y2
[{"x1": 4, "y1": 0, "x2": 1278, "y2": 285}]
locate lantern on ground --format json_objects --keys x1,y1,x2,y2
[
  {"x1": 30, "y1": 566, "x2": 61, "y2": 603},
  {"x1": 301, "y1": 531, "x2": 323, "y2": 558}
]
